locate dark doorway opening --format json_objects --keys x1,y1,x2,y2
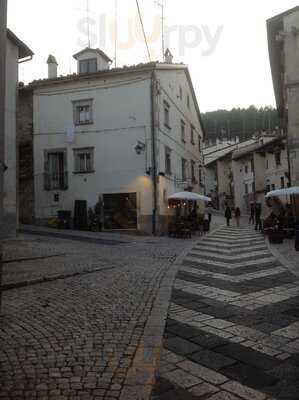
[{"x1": 103, "y1": 193, "x2": 137, "y2": 230}]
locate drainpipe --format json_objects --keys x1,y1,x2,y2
[
  {"x1": 0, "y1": 0, "x2": 7, "y2": 314},
  {"x1": 284, "y1": 110, "x2": 292, "y2": 187},
  {"x1": 150, "y1": 70, "x2": 158, "y2": 235}
]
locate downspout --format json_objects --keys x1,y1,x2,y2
[
  {"x1": 284, "y1": 110, "x2": 292, "y2": 187},
  {"x1": 150, "y1": 70, "x2": 158, "y2": 235}
]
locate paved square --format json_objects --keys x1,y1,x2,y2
[{"x1": 152, "y1": 226, "x2": 299, "y2": 400}]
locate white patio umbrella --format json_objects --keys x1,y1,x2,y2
[
  {"x1": 168, "y1": 192, "x2": 211, "y2": 202},
  {"x1": 266, "y1": 188, "x2": 290, "y2": 198},
  {"x1": 266, "y1": 187, "x2": 299, "y2": 198}
]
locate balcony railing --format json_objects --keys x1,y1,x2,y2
[{"x1": 44, "y1": 171, "x2": 68, "y2": 191}]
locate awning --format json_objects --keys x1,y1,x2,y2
[{"x1": 168, "y1": 192, "x2": 211, "y2": 202}]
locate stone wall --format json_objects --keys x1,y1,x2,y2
[{"x1": 17, "y1": 87, "x2": 34, "y2": 224}]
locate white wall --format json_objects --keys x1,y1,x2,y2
[
  {"x1": 3, "y1": 38, "x2": 19, "y2": 237},
  {"x1": 155, "y1": 68, "x2": 204, "y2": 217},
  {"x1": 283, "y1": 11, "x2": 299, "y2": 185},
  {"x1": 232, "y1": 157, "x2": 254, "y2": 213},
  {"x1": 75, "y1": 50, "x2": 110, "y2": 72},
  {"x1": 33, "y1": 66, "x2": 205, "y2": 231},
  {"x1": 34, "y1": 72, "x2": 154, "y2": 226}
]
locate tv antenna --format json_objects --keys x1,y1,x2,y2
[
  {"x1": 114, "y1": 0, "x2": 118, "y2": 68},
  {"x1": 154, "y1": 0, "x2": 165, "y2": 61},
  {"x1": 86, "y1": 0, "x2": 91, "y2": 47}
]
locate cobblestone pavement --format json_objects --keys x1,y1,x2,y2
[
  {"x1": 152, "y1": 226, "x2": 299, "y2": 400},
  {"x1": 0, "y1": 232, "x2": 197, "y2": 400}
]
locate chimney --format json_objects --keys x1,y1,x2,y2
[
  {"x1": 164, "y1": 48, "x2": 173, "y2": 64},
  {"x1": 47, "y1": 55, "x2": 58, "y2": 79}
]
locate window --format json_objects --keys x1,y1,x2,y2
[
  {"x1": 275, "y1": 151, "x2": 281, "y2": 167},
  {"x1": 245, "y1": 165, "x2": 249, "y2": 174},
  {"x1": 281, "y1": 176, "x2": 285, "y2": 189},
  {"x1": 198, "y1": 136, "x2": 201, "y2": 152},
  {"x1": 187, "y1": 95, "x2": 190, "y2": 109},
  {"x1": 182, "y1": 158, "x2": 187, "y2": 181},
  {"x1": 79, "y1": 58, "x2": 97, "y2": 74},
  {"x1": 164, "y1": 101, "x2": 170, "y2": 128},
  {"x1": 181, "y1": 120, "x2": 186, "y2": 143},
  {"x1": 179, "y1": 87, "x2": 183, "y2": 101},
  {"x1": 251, "y1": 159, "x2": 254, "y2": 173},
  {"x1": 266, "y1": 159, "x2": 269, "y2": 169},
  {"x1": 73, "y1": 99, "x2": 93, "y2": 125},
  {"x1": 252, "y1": 182, "x2": 255, "y2": 193},
  {"x1": 266, "y1": 184, "x2": 271, "y2": 193},
  {"x1": 74, "y1": 148, "x2": 94, "y2": 173},
  {"x1": 272, "y1": 184, "x2": 276, "y2": 191},
  {"x1": 191, "y1": 125, "x2": 195, "y2": 145},
  {"x1": 245, "y1": 183, "x2": 249, "y2": 195},
  {"x1": 191, "y1": 160, "x2": 196, "y2": 183},
  {"x1": 165, "y1": 147, "x2": 172, "y2": 175},
  {"x1": 199, "y1": 167, "x2": 203, "y2": 185},
  {"x1": 44, "y1": 150, "x2": 68, "y2": 191}
]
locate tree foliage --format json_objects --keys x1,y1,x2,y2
[{"x1": 202, "y1": 106, "x2": 281, "y2": 143}]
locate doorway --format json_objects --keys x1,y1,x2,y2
[{"x1": 103, "y1": 193, "x2": 137, "y2": 230}]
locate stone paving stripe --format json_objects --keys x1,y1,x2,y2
[
  {"x1": 162, "y1": 369, "x2": 202, "y2": 389},
  {"x1": 189, "y1": 349, "x2": 237, "y2": 371},
  {"x1": 221, "y1": 381, "x2": 267, "y2": 400},
  {"x1": 189, "y1": 382, "x2": 219, "y2": 397},
  {"x1": 204, "y1": 390, "x2": 242, "y2": 400},
  {"x1": 177, "y1": 359, "x2": 229, "y2": 385},
  {"x1": 216, "y1": 343, "x2": 281, "y2": 370}
]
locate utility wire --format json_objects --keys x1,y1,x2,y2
[{"x1": 135, "y1": 0, "x2": 152, "y2": 62}]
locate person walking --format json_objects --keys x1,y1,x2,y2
[
  {"x1": 225, "y1": 205, "x2": 232, "y2": 227},
  {"x1": 206, "y1": 203, "x2": 213, "y2": 224},
  {"x1": 249, "y1": 202, "x2": 255, "y2": 225},
  {"x1": 235, "y1": 207, "x2": 241, "y2": 227},
  {"x1": 255, "y1": 203, "x2": 262, "y2": 232}
]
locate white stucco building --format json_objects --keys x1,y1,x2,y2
[
  {"x1": 204, "y1": 137, "x2": 256, "y2": 210},
  {"x1": 26, "y1": 48, "x2": 204, "y2": 234},
  {"x1": 268, "y1": 7, "x2": 299, "y2": 186},
  {"x1": 3, "y1": 30, "x2": 33, "y2": 237}
]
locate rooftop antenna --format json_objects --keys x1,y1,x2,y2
[
  {"x1": 86, "y1": 0, "x2": 91, "y2": 47},
  {"x1": 136, "y1": 0, "x2": 151, "y2": 62},
  {"x1": 114, "y1": 0, "x2": 118, "y2": 68},
  {"x1": 154, "y1": 0, "x2": 165, "y2": 61}
]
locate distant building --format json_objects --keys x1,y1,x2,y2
[
  {"x1": 3, "y1": 30, "x2": 33, "y2": 238},
  {"x1": 19, "y1": 48, "x2": 205, "y2": 234},
  {"x1": 267, "y1": 6, "x2": 299, "y2": 186},
  {"x1": 204, "y1": 137, "x2": 256, "y2": 210},
  {"x1": 232, "y1": 135, "x2": 289, "y2": 214}
]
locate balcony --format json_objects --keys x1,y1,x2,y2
[{"x1": 44, "y1": 171, "x2": 68, "y2": 191}]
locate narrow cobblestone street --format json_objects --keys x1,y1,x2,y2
[
  {"x1": 152, "y1": 226, "x2": 299, "y2": 400},
  {"x1": 0, "y1": 232, "x2": 194, "y2": 400}
]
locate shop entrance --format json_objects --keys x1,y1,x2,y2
[{"x1": 103, "y1": 193, "x2": 137, "y2": 230}]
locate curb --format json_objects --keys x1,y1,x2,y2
[{"x1": 1, "y1": 265, "x2": 117, "y2": 292}]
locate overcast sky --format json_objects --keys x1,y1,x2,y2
[{"x1": 7, "y1": 0, "x2": 299, "y2": 112}]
